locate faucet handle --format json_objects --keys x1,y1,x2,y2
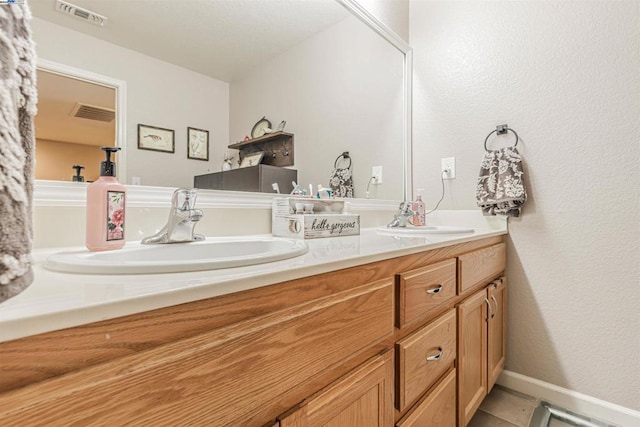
[
  {"x1": 398, "y1": 201, "x2": 414, "y2": 215},
  {"x1": 172, "y1": 188, "x2": 198, "y2": 210}
]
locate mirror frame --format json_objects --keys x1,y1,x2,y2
[{"x1": 33, "y1": 0, "x2": 412, "y2": 208}]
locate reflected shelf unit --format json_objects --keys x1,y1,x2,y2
[{"x1": 228, "y1": 131, "x2": 294, "y2": 168}]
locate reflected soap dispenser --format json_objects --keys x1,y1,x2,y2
[
  {"x1": 72, "y1": 164, "x2": 85, "y2": 182},
  {"x1": 86, "y1": 147, "x2": 126, "y2": 252}
]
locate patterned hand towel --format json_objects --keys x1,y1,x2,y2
[
  {"x1": 476, "y1": 147, "x2": 527, "y2": 217},
  {"x1": 0, "y1": 4, "x2": 37, "y2": 303}
]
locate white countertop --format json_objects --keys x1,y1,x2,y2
[{"x1": 0, "y1": 211, "x2": 507, "y2": 342}]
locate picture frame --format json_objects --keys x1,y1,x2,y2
[
  {"x1": 239, "y1": 151, "x2": 265, "y2": 168},
  {"x1": 187, "y1": 127, "x2": 209, "y2": 161},
  {"x1": 138, "y1": 124, "x2": 175, "y2": 153}
]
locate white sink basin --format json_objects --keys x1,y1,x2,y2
[
  {"x1": 376, "y1": 225, "x2": 474, "y2": 235},
  {"x1": 44, "y1": 236, "x2": 309, "y2": 275}
]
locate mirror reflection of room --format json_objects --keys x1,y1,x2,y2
[
  {"x1": 29, "y1": 0, "x2": 404, "y2": 199},
  {"x1": 34, "y1": 69, "x2": 116, "y2": 183}
]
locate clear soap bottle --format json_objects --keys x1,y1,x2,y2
[{"x1": 86, "y1": 147, "x2": 126, "y2": 251}]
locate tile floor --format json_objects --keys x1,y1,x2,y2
[{"x1": 468, "y1": 385, "x2": 573, "y2": 427}]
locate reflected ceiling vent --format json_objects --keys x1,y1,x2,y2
[
  {"x1": 71, "y1": 103, "x2": 115, "y2": 123},
  {"x1": 55, "y1": 0, "x2": 107, "y2": 27}
]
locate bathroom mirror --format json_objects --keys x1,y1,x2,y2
[{"x1": 31, "y1": 0, "x2": 411, "y2": 202}]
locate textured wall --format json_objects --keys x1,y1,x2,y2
[{"x1": 410, "y1": 0, "x2": 640, "y2": 410}]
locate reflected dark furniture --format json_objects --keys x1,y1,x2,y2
[
  {"x1": 194, "y1": 165, "x2": 297, "y2": 194},
  {"x1": 228, "y1": 131, "x2": 294, "y2": 167}
]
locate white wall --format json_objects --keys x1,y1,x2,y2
[
  {"x1": 31, "y1": 18, "x2": 230, "y2": 188},
  {"x1": 230, "y1": 16, "x2": 404, "y2": 199},
  {"x1": 357, "y1": 0, "x2": 410, "y2": 41},
  {"x1": 410, "y1": 0, "x2": 640, "y2": 410}
]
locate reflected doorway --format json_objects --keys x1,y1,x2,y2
[{"x1": 35, "y1": 69, "x2": 116, "y2": 182}]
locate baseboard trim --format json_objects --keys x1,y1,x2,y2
[{"x1": 497, "y1": 370, "x2": 640, "y2": 427}]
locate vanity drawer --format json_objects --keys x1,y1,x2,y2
[
  {"x1": 458, "y1": 243, "x2": 506, "y2": 294},
  {"x1": 396, "y1": 368, "x2": 456, "y2": 427},
  {"x1": 397, "y1": 258, "x2": 457, "y2": 327},
  {"x1": 396, "y1": 308, "x2": 457, "y2": 411}
]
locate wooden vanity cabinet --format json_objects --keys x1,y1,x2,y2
[
  {"x1": 457, "y1": 277, "x2": 507, "y2": 426},
  {"x1": 0, "y1": 236, "x2": 506, "y2": 427}
]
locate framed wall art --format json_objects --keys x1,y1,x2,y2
[
  {"x1": 138, "y1": 124, "x2": 175, "y2": 153},
  {"x1": 240, "y1": 151, "x2": 265, "y2": 168},
  {"x1": 187, "y1": 127, "x2": 209, "y2": 161}
]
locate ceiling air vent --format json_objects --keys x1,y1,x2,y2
[
  {"x1": 55, "y1": 0, "x2": 107, "y2": 26},
  {"x1": 71, "y1": 103, "x2": 115, "y2": 123}
]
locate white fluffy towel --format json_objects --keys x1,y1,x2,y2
[
  {"x1": 0, "y1": 3, "x2": 37, "y2": 303},
  {"x1": 476, "y1": 146, "x2": 527, "y2": 217}
]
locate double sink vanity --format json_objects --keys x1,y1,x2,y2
[
  {"x1": 0, "y1": 212, "x2": 507, "y2": 426},
  {"x1": 13, "y1": 0, "x2": 512, "y2": 423}
]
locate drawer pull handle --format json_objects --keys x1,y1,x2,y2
[
  {"x1": 491, "y1": 295, "x2": 498, "y2": 318},
  {"x1": 485, "y1": 298, "x2": 493, "y2": 320},
  {"x1": 426, "y1": 347, "x2": 443, "y2": 361},
  {"x1": 426, "y1": 285, "x2": 443, "y2": 294}
]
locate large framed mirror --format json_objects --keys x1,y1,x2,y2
[{"x1": 31, "y1": 0, "x2": 412, "y2": 206}]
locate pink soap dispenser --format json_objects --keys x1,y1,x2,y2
[
  {"x1": 86, "y1": 147, "x2": 126, "y2": 252},
  {"x1": 412, "y1": 192, "x2": 426, "y2": 227}
]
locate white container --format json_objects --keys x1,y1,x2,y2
[{"x1": 272, "y1": 197, "x2": 360, "y2": 239}]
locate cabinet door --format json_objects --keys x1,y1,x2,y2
[
  {"x1": 487, "y1": 278, "x2": 506, "y2": 392},
  {"x1": 457, "y1": 288, "x2": 488, "y2": 427},
  {"x1": 279, "y1": 351, "x2": 394, "y2": 427}
]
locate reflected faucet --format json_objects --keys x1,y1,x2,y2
[
  {"x1": 387, "y1": 201, "x2": 414, "y2": 228},
  {"x1": 141, "y1": 188, "x2": 204, "y2": 244}
]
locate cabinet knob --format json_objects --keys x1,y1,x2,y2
[
  {"x1": 425, "y1": 284, "x2": 443, "y2": 295},
  {"x1": 426, "y1": 347, "x2": 443, "y2": 361}
]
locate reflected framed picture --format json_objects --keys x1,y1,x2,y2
[
  {"x1": 240, "y1": 151, "x2": 265, "y2": 168},
  {"x1": 138, "y1": 124, "x2": 175, "y2": 153},
  {"x1": 187, "y1": 127, "x2": 209, "y2": 161}
]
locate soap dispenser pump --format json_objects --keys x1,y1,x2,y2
[
  {"x1": 72, "y1": 164, "x2": 85, "y2": 182},
  {"x1": 86, "y1": 146, "x2": 126, "y2": 252}
]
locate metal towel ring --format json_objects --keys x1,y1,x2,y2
[
  {"x1": 334, "y1": 151, "x2": 351, "y2": 169},
  {"x1": 484, "y1": 124, "x2": 519, "y2": 152}
]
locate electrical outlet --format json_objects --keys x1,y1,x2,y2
[
  {"x1": 372, "y1": 166, "x2": 383, "y2": 184},
  {"x1": 441, "y1": 157, "x2": 455, "y2": 179}
]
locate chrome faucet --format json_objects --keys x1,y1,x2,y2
[
  {"x1": 387, "y1": 201, "x2": 414, "y2": 228},
  {"x1": 141, "y1": 188, "x2": 204, "y2": 244}
]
